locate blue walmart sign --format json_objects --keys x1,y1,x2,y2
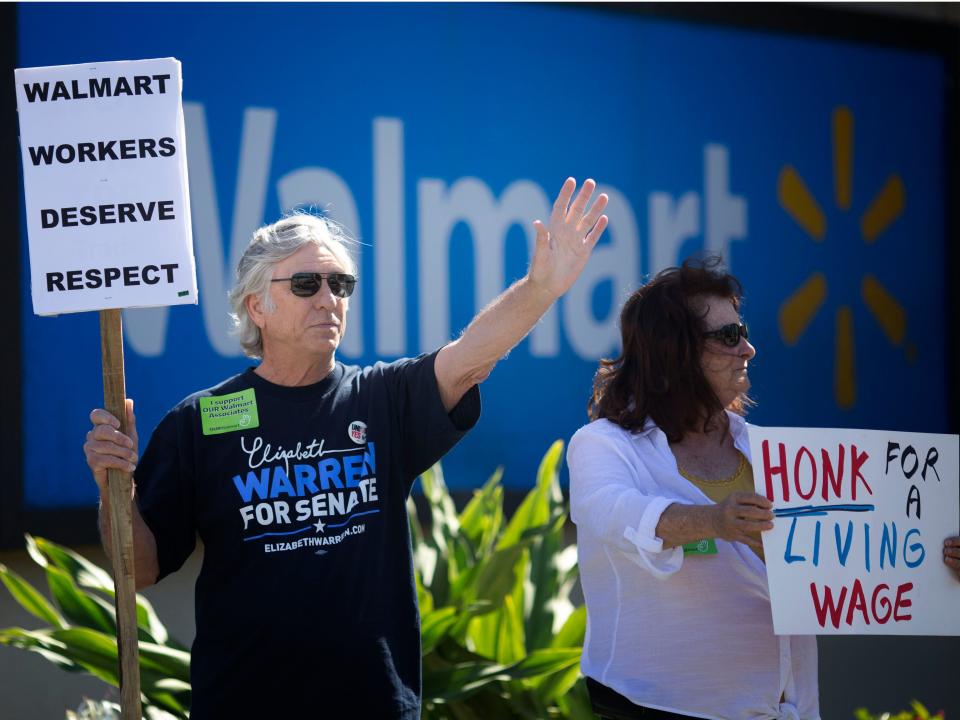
[{"x1": 18, "y1": 4, "x2": 948, "y2": 508}]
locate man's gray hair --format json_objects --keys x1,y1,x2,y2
[{"x1": 229, "y1": 214, "x2": 357, "y2": 358}]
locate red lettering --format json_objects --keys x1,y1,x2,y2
[
  {"x1": 810, "y1": 582, "x2": 847, "y2": 629},
  {"x1": 870, "y1": 583, "x2": 892, "y2": 624},
  {"x1": 851, "y1": 445, "x2": 872, "y2": 499},
  {"x1": 845, "y1": 578, "x2": 870, "y2": 626},
  {"x1": 794, "y1": 446, "x2": 817, "y2": 500},
  {"x1": 763, "y1": 440, "x2": 789, "y2": 502},
  {"x1": 893, "y1": 582, "x2": 913, "y2": 622},
  {"x1": 821, "y1": 445, "x2": 845, "y2": 501},
  {"x1": 811, "y1": 580, "x2": 913, "y2": 627}
]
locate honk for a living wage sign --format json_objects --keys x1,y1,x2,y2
[
  {"x1": 16, "y1": 57, "x2": 197, "y2": 315},
  {"x1": 750, "y1": 427, "x2": 959, "y2": 636}
]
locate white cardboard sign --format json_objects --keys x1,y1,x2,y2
[
  {"x1": 750, "y1": 426, "x2": 959, "y2": 636},
  {"x1": 16, "y1": 57, "x2": 197, "y2": 315}
]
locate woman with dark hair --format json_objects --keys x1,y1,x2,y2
[
  {"x1": 567, "y1": 259, "x2": 818, "y2": 720},
  {"x1": 569, "y1": 259, "x2": 960, "y2": 719}
]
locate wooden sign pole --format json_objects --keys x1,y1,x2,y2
[{"x1": 99, "y1": 308, "x2": 142, "y2": 720}]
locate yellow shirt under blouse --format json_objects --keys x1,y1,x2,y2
[{"x1": 677, "y1": 451, "x2": 764, "y2": 562}]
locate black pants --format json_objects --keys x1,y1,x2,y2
[{"x1": 586, "y1": 677, "x2": 696, "y2": 720}]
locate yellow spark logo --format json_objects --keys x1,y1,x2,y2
[{"x1": 777, "y1": 106, "x2": 911, "y2": 409}]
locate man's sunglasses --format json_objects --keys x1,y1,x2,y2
[
  {"x1": 271, "y1": 272, "x2": 357, "y2": 299},
  {"x1": 703, "y1": 322, "x2": 749, "y2": 347}
]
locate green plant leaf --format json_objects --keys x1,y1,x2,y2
[
  {"x1": 540, "y1": 440, "x2": 567, "y2": 512},
  {"x1": 452, "y1": 538, "x2": 528, "y2": 615},
  {"x1": 523, "y1": 441, "x2": 575, "y2": 652},
  {"x1": 0, "y1": 627, "x2": 120, "y2": 686},
  {"x1": 415, "y1": 540, "x2": 440, "y2": 593},
  {"x1": 422, "y1": 606, "x2": 458, "y2": 655},
  {"x1": 447, "y1": 599, "x2": 497, "y2": 644},
  {"x1": 407, "y1": 495, "x2": 426, "y2": 544},
  {"x1": 551, "y1": 605, "x2": 586, "y2": 649},
  {"x1": 498, "y1": 443, "x2": 564, "y2": 550},
  {"x1": 144, "y1": 702, "x2": 188, "y2": 720},
  {"x1": 53, "y1": 627, "x2": 120, "y2": 662},
  {"x1": 556, "y1": 676, "x2": 597, "y2": 720},
  {"x1": 30, "y1": 536, "x2": 180, "y2": 649},
  {"x1": 474, "y1": 543, "x2": 526, "y2": 607},
  {"x1": 46, "y1": 566, "x2": 117, "y2": 635},
  {"x1": 416, "y1": 570, "x2": 435, "y2": 616},
  {"x1": 532, "y1": 648, "x2": 582, "y2": 705},
  {"x1": 466, "y1": 558, "x2": 526, "y2": 666},
  {"x1": 421, "y1": 464, "x2": 460, "y2": 551},
  {"x1": 509, "y1": 647, "x2": 581, "y2": 679},
  {"x1": 137, "y1": 675, "x2": 191, "y2": 718},
  {"x1": 465, "y1": 609, "x2": 498, "y2": 662},
  {"x1": 525, "y1": 515, "x2": 565, "y2": 651},
  {"x1": 0, "y1": 627, "x2": 80, "y2": 672},
  {"x1": 138, "y1": 640, "x2": 191, "y2": 682},
  {"x1": 423, "y1": 660, "x2": 513, "y2": 702},
  {"x1": 478, "y1": 486, "x2": 504, "y2": 557},
  {"x1": 0, "y1": 563, "x2": 68, "y2": 628},
  {"x1": 424, "y1": 648, "x2": 582, "y2": 704},
  {"x1": 135, "y1": 594, "x2": 177, "y2": 649},
  {"x1": 1, "y1": 624, "x2": 191, "y2": 713},
  {"x1": 419, "y1": 464, "x2": 461, "y2": 606},
  {"x1": 151, "y1": 678, "x2": 192, "y2": 694},
  {"x1": 30, "y1": 536, "x2": 115, "y2": 595},
  {"x1": 496, "y1": 594, "x2": 526, "y2": 665},
  {"x1": 457, "y1": 468, "x2": 504, "y2": 551}
]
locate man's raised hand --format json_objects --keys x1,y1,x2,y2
[{"x1": 530, "y1": 178, "x2": 609, "y2": 299}]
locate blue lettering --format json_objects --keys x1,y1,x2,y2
[
  {"x1": 294, "y1": 464, "x2": 319, "y2": 495},
  {"x1": 813, "y1": 520, "x2": 821, "y2": 567},
  {"x1": 344, "y1": 454, "x2": 364, "y2": 487},
  {"x1": 904, "y1": 528, "x2": 926, "y2": 568},
  {"x1": 784, "y1": 517, "x2": 806, "y2": 564},
  {"x1": 270, "y1": 466, "x2": 296, "y2": 498},
  {"x1": 318, "y1": 458, "x2": 344, "y2": 489},
  {"x1": 232, "y1": 469, "x2": 270, "y2": 502},
  {"x1": 864, "y1": 522, "x2": 871, "y2": 572},
  {"x1": 835, "y1": 521, "x2": 854, "y2": 566},
  {"x1": 880, "y1": 522, "x2": 897, "y2": 569}
]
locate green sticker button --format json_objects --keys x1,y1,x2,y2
[
  {"x1": 682, "y1": 538, "x2": 718, "y2": 556},
  {"x1": 199, "y1": 388, "x2": 260, "y2": 436}
]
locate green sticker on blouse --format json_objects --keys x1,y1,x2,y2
[
  {"x1": 682, "y1": 538, "x2": 718, "y2": 555},
  {"x1": 199, "y1": 388, "x2": 260, "y2": 435}
]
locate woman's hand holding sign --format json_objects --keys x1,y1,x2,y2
[
  {"x1": 656, "y1": 492, "x2": 773, "y2": 554},
  {"x1": 711, "y1": 492, "x2": 775, "y2": 552},
  {"x1": 945, "y1": 536, "x2": 960, "y2": 581}
]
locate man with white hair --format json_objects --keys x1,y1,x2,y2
[{"x1": 84, "y1": 178, "x2": 608, "y2": 718}]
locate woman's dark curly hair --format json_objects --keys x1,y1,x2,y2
[{"x1": 588, "y1": 257, "x2": 751, "y2": 442}]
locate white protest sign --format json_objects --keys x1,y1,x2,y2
[
  {"x1": 750, "y1": 427, "x2": 959, "y2": 636},
  {"x1": 16, "y1": 57, "x2": 197, "y2": 315}
]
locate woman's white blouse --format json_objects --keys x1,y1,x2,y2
[{"x1": 568, "y1": 413, "x2": 820, "y2": 720}]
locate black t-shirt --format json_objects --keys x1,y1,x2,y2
[{"x1": 135, "y1": 351, "x2": 480, "y2": 719}]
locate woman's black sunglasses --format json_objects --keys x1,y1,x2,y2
[
  {"x1": 703, "y1": 322, "x2": 749, "y2": 347},
  {"x1": 271, "y1": 272, "x2": 357, "y2": 299}
]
